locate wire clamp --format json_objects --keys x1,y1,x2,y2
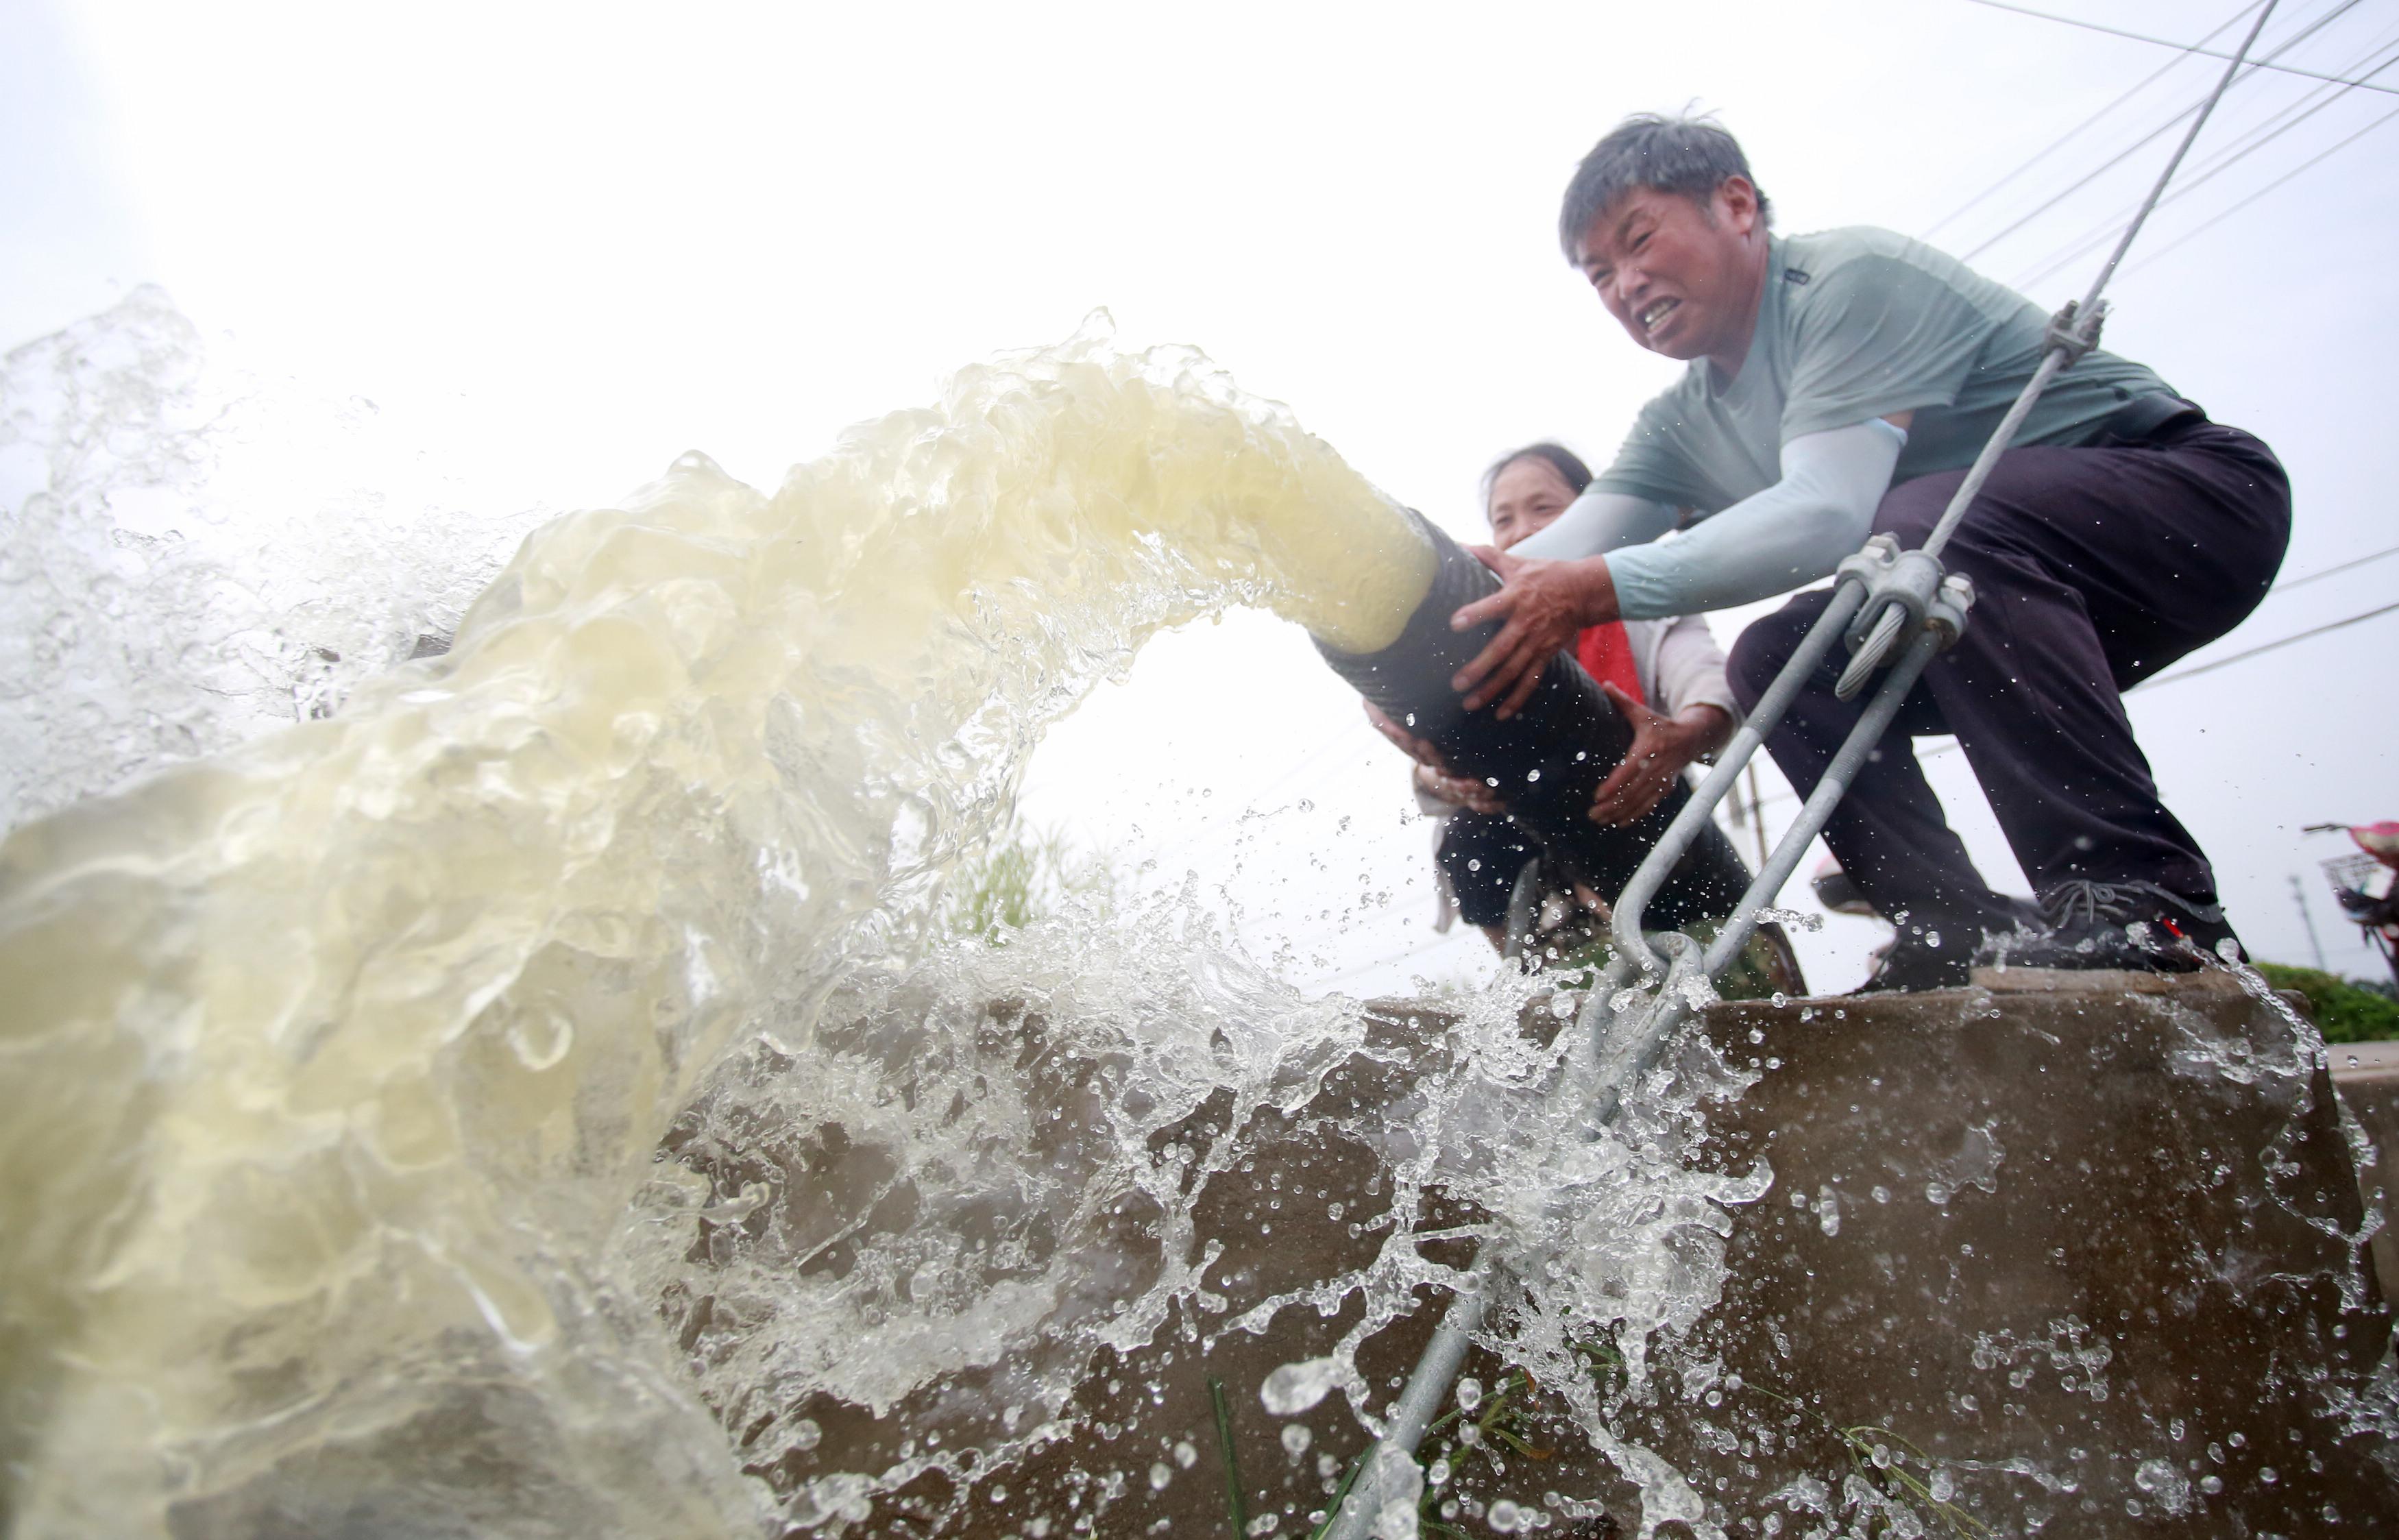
[{"x1": 2044, "y1": 297, "x2": 2110, "y2": 367}]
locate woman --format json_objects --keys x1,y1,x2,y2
[{"x1": 1375, "y1": 443, "x2": 1799, "y2": 992}]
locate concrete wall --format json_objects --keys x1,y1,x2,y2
[{"x1": 686, "y1": 971, "x2": 2398, "y2": 1538}]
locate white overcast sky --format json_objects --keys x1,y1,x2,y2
[{"x1": 7, "y1": 0, "x2": 2396, "y2": 993}]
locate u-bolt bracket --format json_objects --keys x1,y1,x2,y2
[{"x1": 1833, "y1": 542, "x2": 1975, "y2": 700}]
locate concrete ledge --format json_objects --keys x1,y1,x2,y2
[{"x1": 674, "y1": 973, "x2": 2398, "y2": 1537}]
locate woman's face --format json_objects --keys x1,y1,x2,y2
[{"x1": 1487, "y1": 456, "x2": 1580, "y2": 550}]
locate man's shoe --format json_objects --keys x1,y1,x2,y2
[
  {"x1": 1852, "y1": 931, "x2": 1972, "y2": 993},
  {"x1": 1975, "y1": 880, "x2": 2240, "y2": 974}
]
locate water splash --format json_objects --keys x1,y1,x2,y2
[
  {"x1": 0, "y1": 287, "x2": 537, "y2": 827},
  {"x1": 0, "y1": 302, "x2": 1435, "y2": 1537}
]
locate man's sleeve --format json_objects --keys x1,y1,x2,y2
[
  {"x1": 1588, "y1": 391, "x2": 1721, "y2": 510},
  {"x1": 1780, "y1": 251, "x2": 1999, "y2": 441}
]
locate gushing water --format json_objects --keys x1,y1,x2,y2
[
  {"x1": 2, "y1": 293, "x2": 1770, "y2": 1537},
  {"x1": 0, "y1": 296, "x2": 1462, "y2": 1537}
]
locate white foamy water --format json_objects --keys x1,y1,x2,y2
[{"x1": 0, "y1": 297, "x2": 1767, "y2": 1538}]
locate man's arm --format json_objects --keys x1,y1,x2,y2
[
  {"x1": 1448, "y1": 418, "x2": 1908, "y2": 717},
  {"x1": 1606, "y1": 417, "x2": 1908, "y2": 617}
]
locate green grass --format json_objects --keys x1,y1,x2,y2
[
  {"x1": 2256, "y1": 963, "x2": 2399, "y2": 1043},
  {"x1": 937, "y1": 820, "x2": 1117, "y2": 944},
  {"x1": 1301, "y1": 1334, "x2": 1988, "y2": 1539}
]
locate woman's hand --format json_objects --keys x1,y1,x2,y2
[
  {"x1": 1365, "y1": 702, "x2": 1507, "y2": 815},
  {"x1": 1587, "y1": 686, "x2": 1731, "y2": 827},
  {"x1": 1447, "y1": 549, "x2": 1620, "y2": 720}
]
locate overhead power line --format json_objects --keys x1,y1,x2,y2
[
  {"x1": 2272, "y1": 541, "x2": 2399, "y2": 591},
  {"x1": 1923, "y1": 0, "x2": 2271, "y2": 240},
  {"x1": 1962, "y1": 0, "x2": 2399, "y2": 95},
  {"x1": 2011, "y1": 35, "x2": 2399, "y2": 289},
  {"x1": 1960, "y1": 0, "x2": 2368, "y2": 262},
  {"x1": 2122, "y1": 101, "x2": 2399, "y2": 274},
  {"x1": 2132, "y1": 599, "x2": 2399, "y2": 690}
]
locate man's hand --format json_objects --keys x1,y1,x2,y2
[
  {"x1": 1448, "y1": 548, "x2": 1620, "y2": 720},
  {"x1": 1587, "y1": 685, "x2": 1731, "y2": 827},
  {"x1": 1365, "y1": 702, "x2": 1507, "y2": 815}
]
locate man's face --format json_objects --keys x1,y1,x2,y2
[{"x1": 1572, "y1": 179, "x2": 1764, "y2": 367}]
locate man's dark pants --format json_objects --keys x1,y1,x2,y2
[{"x1": 1727, "y1": 415, "x2": 2290, "y2": 938}]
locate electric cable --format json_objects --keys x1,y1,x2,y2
[
  {"x1": 2005, "y1": 14, "x2": 2399, "y2": 276},
  {"x1": 2121, "y1": 101, "x2": 2399, "y2": 273},
  {"x1": 1923, "y1": 0, "x2": 2269, "y2": 241},
  {"x1": 2132, "y1": 599, "x2": 2399, "y2": 690},
  {"x1": 2011, "y1": 32, "x2": 2399, "y2": 289},
  {"x1": 1960, "y1": 0, "x2": 2365, "y2": 262},
  {"x1": 2268, "y1": 541, "x2": 2399, "y2": 591},
  {"x1": 1961, "y1": 0, "x2": 2399, "y2": 95}
]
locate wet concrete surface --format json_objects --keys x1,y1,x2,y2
[
  {"x1": 2329, "y1": 1038, "x2": 2399, "y2": 1313},
  {"x1": 695, "y1": 971, "x2": 2396, "y2": 1538}
]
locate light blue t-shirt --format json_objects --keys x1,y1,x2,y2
[{"x1": 1590, "y1": 227, "x2": 2176, "y2": 513}]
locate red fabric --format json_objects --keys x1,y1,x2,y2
[{"x1": 1575, "y1": 621, "x2": 1644, "y2": 707}]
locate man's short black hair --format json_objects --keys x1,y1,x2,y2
[
  {"x1": 1481, "y1": 442, "x2": 1594, "y2": 513},
  {"x1": 1557, "y1": 112, "x2": 1773, "y2": 262}
]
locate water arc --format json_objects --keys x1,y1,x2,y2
[{"x1": 0, "y1": 312, "x2": 1452, "y2": 1537}]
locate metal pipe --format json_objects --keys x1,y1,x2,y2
[
  {"x1": 1317, "y1": 1256, "x2": 1495, "y2": 1540},
  {"x1": 1321, "y1": 625, "x2": 1937, "y2": 1537},
  {"x1": 1605, "y1": 580, "x2": 1869, "y2": 972},
  {"x1": 1703, "y1": 628, "x2": 1947, "y2": 977}
]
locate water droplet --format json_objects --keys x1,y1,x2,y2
[
  {"x1": 1454, "y1": 1376, "x2": 1483, "y2": 1411},
  {"x1": 1149, "y1": 1462, "x2": 1171, "y2": 1491},
  {"x1": 1282, "y1": 1423, "x2": 1313, "y2": 1457},
  {"x1": 791, "y1": 1417, "x2": 822, "y2": 1451},
  {"x1": 1261, "y1": 1357, "x2": 1341, "y2": 1416}
]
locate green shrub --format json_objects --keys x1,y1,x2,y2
[{"x1": 2256, "y1": 963, "x2": 2399, "y2": 1044}]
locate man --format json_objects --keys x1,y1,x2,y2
[{"x1": 1449, "y1": 114, "x2": 2289, "y2": 990}]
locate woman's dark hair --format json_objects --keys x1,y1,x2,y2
[
  {"x1": 1557, "y1": 112, "x2": 1773, "y2": 261},
  {"x1": 1481, "y1": 442, "x2": 1593, "y2": 515}
]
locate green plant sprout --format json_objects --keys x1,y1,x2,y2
[
  {"x1": 1210, "y1": 1375, "x2": 1249, "y2": 1538},
  {"x1": 1302, "y1": 1326, "x2": 1982, "y2": 1539},
  {"x1": 1744, "y1": 1384, "x2": 1990, "y2": 1537}
]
